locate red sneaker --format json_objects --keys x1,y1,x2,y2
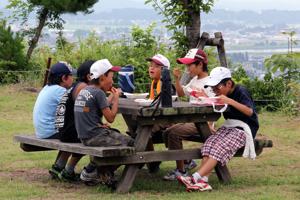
[
  {"x1": 177, "y1": 175, "x2": 195, "y2": 188},
  {"x1": 186, "y1": 179, "x2": 212, "y2": 192}
]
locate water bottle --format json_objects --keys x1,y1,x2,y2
[{"x1": 161, "y1": 67, "x2": 172, "y2": 107}]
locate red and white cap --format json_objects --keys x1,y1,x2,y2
[
  {"x1": 146, "y1": 54, "x2": 170, "y2": 69},
  {"x1": 177, "y1": 48, "x2": 208, "y2": 65},
  {"x1": 90, "y1": 59, "x2": 121, "y2": 79}
]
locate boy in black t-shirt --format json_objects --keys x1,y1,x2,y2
[{"x1": 177, "y1": 66, "x2": 259, "y2": 192}]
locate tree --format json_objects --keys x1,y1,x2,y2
[
  {"x1": 281, "y1": 30, "x2": 298, "y2": 53},
  {"x1": 145, "y1": 0, "x2": 214, "y2": 55},
  {"x1": 0, "y1": 20, "x2": 27, "y2": 71},
  {"x1": 7, "y1": 0, "x2": 98, "y2": 60}
]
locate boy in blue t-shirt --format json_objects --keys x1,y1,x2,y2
[
  {"x1": 177, "y1": 66, "x2": 259, "y2": 192},
  {"x1": 33, "y1": 61, "x2": 78, "y2": 180}
]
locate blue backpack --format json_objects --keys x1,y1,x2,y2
[{"x1": 118, "y1": 65, "x2": 135, "y2": 93}]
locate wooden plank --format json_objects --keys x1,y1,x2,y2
[
  {"x1": 135, "y1": 113, "x2": 221, "y2": 126},
  {"x1": 20, "y1": 143, "x2": 54, "y2": 152},
  {"x1": 14, "y1": 135, "x2": 135, "y2": 157},
  {"x1": 118, "y1": 98, "x2": 225, "y2": 117},
  {"x1": 93, "y1": 148, "x2": 202, "y2": 166}
]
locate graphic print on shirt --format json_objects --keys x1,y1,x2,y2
[
  {"x1": 74, "y1": 89, "x2": 93, "y2": 113},
  {"x1": 55, "y1": 91, "x2": 69, "y2": 130}
]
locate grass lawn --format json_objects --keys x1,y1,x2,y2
[{"x1": 0, "y1": 84, "x2": 299, "y2": 200}]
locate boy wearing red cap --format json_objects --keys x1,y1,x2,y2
[
  {"x1": 163, "y1": 49, "x2": 215, "y2": 181},
  {"x1": 177, "y1": 67, "x2": 259, "y2": 192}
]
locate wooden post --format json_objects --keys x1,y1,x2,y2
[
  {"x1": 197, "y1": 32, "x2": 210, "y2": 50},
  {"x1": 43, "y1": 57, "x2": 52, "y2": 87},
  {"x1": 215, "y1": 32, "x2": 228, "y2": 67}
]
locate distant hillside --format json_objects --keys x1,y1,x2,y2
[{"x1": 60, "y1": 9, "x2": 300, "y2": 25}]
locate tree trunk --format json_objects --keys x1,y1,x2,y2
[
  {"x1": 182, "y1": 0, "x2": 201, "y2": 49},
  {"x1": 26, "y1": 7, "x2": 49, "y2": 60}
]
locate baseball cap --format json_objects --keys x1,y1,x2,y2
[
  {"x1": 90, "y1": 59, "x2": 121, "y2": 79},
  {"x1": 146, "y1": 54, "x2": 170, "y2": 69},
  {"x1": 177, "y1": 48, "x2": 208, "y2": 65},
  {"x1": 204, "y1": 66, "x2": 232, "y2": 88},
  {"x1": 77, "y1": 60, "x2": 95, "y2": 82},
  {"x1": 49, "y1": 61, "x2": 76, "y2": 76}
]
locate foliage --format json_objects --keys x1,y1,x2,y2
[
  {"x1": 6, "y1": 0, "x2": 98, "y2": 60},
  {"x1": 145, "y1": 0, "x2": 215, "y2": 56},
  {"x1": 264, "y1": 53, "x2": 300, "y2": 82},
  {"x1": 0, "y1": 20, "x2": 28, "y2": 83},
  {"x1": 232, "y1": 66, "x2": 299, "y2": 115}
]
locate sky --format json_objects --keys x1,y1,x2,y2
[{"x1": 1, "y1": 0, "x2": 300, "y2": 11}]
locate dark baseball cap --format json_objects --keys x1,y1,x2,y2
[{"x1": 49, "y1": 61, "x2": 76, "y2": 76}]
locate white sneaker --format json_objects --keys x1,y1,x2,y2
[
  {"x1": 163, "y1": 169, "x2": 188, "y2": 181},
  {"x1": 80, "y1": 168, "x2": 101, "y2": 185}
]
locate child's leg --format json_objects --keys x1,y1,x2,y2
[
  {"x1": 167, "y1": 123, "x2": 199, "y2": 171},
  {"x1": 55, "y1": 151, "x2": 71, "y2": 169},
  {"x1": 197, "y1": 157, "x2": 218, "y2": 177},
  {"x1": 65, "y1": 154, "x2": 83, "y2": 173}
]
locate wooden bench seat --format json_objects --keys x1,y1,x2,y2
[
  {"x1": 14, "y1": 135, "x2": 135, "y2": 157},
  {"x1": 15, "y1": 134, "x2": 272, "y2": 166}
]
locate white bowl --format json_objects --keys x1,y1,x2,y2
[
  {"x1": 172, "y1": 95, "x2": 178, "y2": 101},
  {"x1": 134, "y1": 98, "x2": 153, "y2": 106},
  {"x1": 124, "y1": 92, "x2": 148, "y2": 99}
]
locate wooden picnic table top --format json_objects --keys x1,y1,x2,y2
[{"x1": 118, "y1": 98, "x2": 220, "y2": 117}]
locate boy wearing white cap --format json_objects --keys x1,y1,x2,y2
[
  {"x1": 74, "y1": 59, "x2": 134, "y2": 186},
  {"x1": 177, "y1": 66, "x2": 259, "y2": 192},
  {"x1": 144, "y1": 54, "x2": 172, "y2": 173},
  {"x1": 146, "y1": 54, "x2": 171, "y2": 100}
]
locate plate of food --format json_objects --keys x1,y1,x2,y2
[
  {"x1": 124, "y1": 92, "x2": 148, "y2": 99},
  {"x1": 134, "y1": 98, "x2": 153, "y2": 106},
  {"x1": 172, "y1": 95, "x2": 178, "y2": 101}
]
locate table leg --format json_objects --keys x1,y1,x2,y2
[{"x1": 116, "y1": 125, "x2": 152, "y2": 193}]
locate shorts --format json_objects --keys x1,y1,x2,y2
[
  {"x1": 81, "y1": 128, "x2": 134, "y2": 147},
  {"x1": 201, "y1": 126, "x2": 246, "y2": 166}
]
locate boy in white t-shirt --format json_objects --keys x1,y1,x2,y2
[{"x1": 163, "y1": 49, "x2": 215, "y2": 181}]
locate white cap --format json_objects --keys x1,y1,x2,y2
[
  {"x1": 90, "y1": 59, "x2": 121, "y2": 79},
  {"x1": 146, "y1": 54, "x2": 170, "y2": 69},
  {"x1": 205, "y1": 67, "x2": 232, "y2": 87}
]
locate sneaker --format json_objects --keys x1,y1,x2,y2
[
  {"x1": 177, "y1": 175, "x2": 195, "y2": 187},
  {"x1": 186, "y1": 179, "x2": 212, "y2": 192},
  {"x1": 80, "y1": 168, "x2": 101, "y2": 186},
  {"x1": 184, "y1": 160, "x2": 197, "y2": 171},
  {"x1": 58, "y1": 169, "x2": 80, "y2": 182},
  {"x1": 163, "y1": 169, "x2": 188, "y2": 181},
  {"x1": 49, "y1": 164, "x2": 63, "y2": 180},
  {"x1": 99, "y1": 171, "x2": 118, "y2": 190}
]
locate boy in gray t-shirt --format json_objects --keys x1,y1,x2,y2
[{"x1": 74, "y1": 59, "x2": 133, "y2": 187}]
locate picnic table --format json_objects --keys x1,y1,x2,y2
[
  {"x1": 94, "y1": 98, "x2": 224, "y2": 192},
  {"x1": 15, "y1": 98, "x2": 272, "y2": 193}
]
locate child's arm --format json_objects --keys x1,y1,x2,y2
[
  {"x1": 218, "y1": 94, "x2": 253, "y2": 117},
  {"x1": 102, "y1": 87, "x2": 119, "y2": 123},
  {"x1": 173, "y1": 68, "x2": 185, "y2": 97}
]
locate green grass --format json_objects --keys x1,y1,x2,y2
[{"x1": 0, "y1": 84, "x2": 300, "y2": 200}]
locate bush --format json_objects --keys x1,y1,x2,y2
[
  {"x1": 232, "y1": 66, "x2": 299, "y2": 115},
  {"x1": 0, "y1": 20, "x2": 28, "y2": 83}
]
